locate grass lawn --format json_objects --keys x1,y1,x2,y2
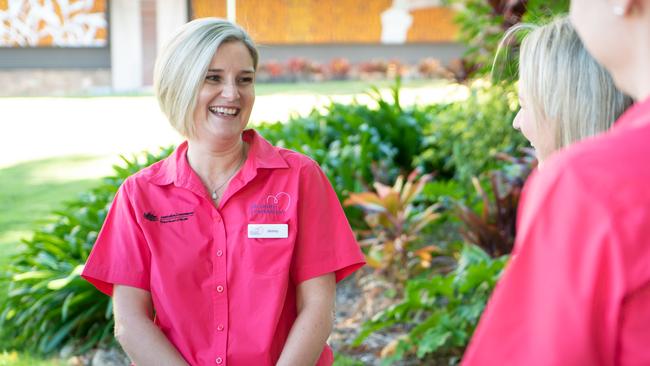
[
  {"x1": 0, "y1": 155, "x2": 113, "y2": 266},
  {"x1": 0, "y1": 352, "x2": 66, "y2": 366}
]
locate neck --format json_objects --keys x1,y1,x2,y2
[
  {"x1": 616, "y1": 17, "x2": 650, "y2": 101},
  {"x1": 625, "y1": 49, "x2": 650, "y2": 101},
  {"x1": 186, "y1": 137, "x2": 247, "y2": 191}
]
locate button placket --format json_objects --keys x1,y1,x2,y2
[{"x1": 212, "y1": 207, "x2": 228, "y2": 365}]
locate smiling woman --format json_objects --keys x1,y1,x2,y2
[{"x1": 80, "y1": 18, "x2": 365, "y2": 366}]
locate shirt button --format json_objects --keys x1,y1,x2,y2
[
  {"x1": 216, "y1": 285, "x2": 224, "y2": 293},
  {"x1": 216, "y1": 250, "x2": 223, "y2": 257},
  {"x1": 216, "y1": 357, "x2": 223, "y2": 364},
  {"x1": 217, "y1": 324, "x2": 224, "y2": 331}
]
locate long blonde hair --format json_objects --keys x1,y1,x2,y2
[{"x1": 500, "y1": 17, "x2": 632, "y2": 150}]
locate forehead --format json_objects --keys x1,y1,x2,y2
[{"x1": 208, "y1": 41, "x2": 254, "y2": 70}]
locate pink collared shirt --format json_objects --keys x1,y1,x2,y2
[
  {"x1": 462, "y1": 97, "x2": 650, "y2": 365},
  {"x1": 82, "y1": 129, "x2": 365, "y2": 365}
]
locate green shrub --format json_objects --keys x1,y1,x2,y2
[
  {"x1": 448, "y1": 0, "x2": 570, "y2": 80},
  {"x1": 415, "y1": 81, "x2": 528, "y2": 185},
  {"x1": 260, "y1": 79, "x2": 427, "y2": 200},
  {"x1": 0, "y1": 149, "x2": 173, "y2": 354},
  {"x1": 353, "y1": 245, "x2": 507, "y2": 365},
  {"x1": 333, "y1": 353, "x2": 364, "y2": 366}
]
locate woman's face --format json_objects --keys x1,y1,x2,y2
[
  {"x1": 193, "y1": 41, "x2": 255, "y2": 142},
  {"x1": 514, "y1": 82, "x2": 556, "y2": 163}
]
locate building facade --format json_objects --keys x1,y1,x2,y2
[{"x1": 0, "y1": 0, "x2": 462, "y2": 96}]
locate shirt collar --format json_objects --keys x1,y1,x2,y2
[{"x1": 149, "y1": 129, "x2": 288, "y2": 187}]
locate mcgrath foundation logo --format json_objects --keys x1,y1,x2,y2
[{"x1": 250, "y1": 192, "x2": 291, "y2": 216}]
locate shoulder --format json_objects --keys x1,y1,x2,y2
[
  {"x1": 118, "y1": 158, "x2": 170, "y2": 195},
  {"x1": 273, "y1": 146, "x2": 322, "y2": 172},
  {"x1": 539, "y1": 123, "x2": 650, "y2": 212}
]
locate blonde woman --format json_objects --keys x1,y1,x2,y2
[
  {"x1": 81, "y1": 18, "x2": 365, "y2": 365},
  {"x1": 507, "y1": 17, "x2": 632, "y2": 164},
  {"x1": 463, "y1": 10, "x2": 650, "y2": 366}
]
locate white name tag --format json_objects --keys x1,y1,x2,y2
[{"x1": 247, "y1": 224, "x2": 288, "y2": 239}]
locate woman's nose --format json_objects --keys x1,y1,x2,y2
[
  {"x1": 221, "y1": 82, "x2": 239, "y2": 99},
  {"x1": 513, "y1": 109, "x2": 522, "y2": 130}
]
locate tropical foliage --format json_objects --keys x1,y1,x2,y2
[
  {"x1": 344, "y1": 170, "x2": 441, "y2": 284},
  {"x1": 0, "y1": 149, "x2": 173, "y2": 353},
  {"x1": 353, "y1": 245, "x2": 507, "y2": 365},
  {"x1": 448, "y1": 0, "x2": 571, "y2": 80}
]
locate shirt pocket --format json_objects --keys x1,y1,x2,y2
[{"x1": 242, "y1": 219, "x2": 294, "y2": 276}]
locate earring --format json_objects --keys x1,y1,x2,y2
[{"x1": 613, "y1": 5, "x2": 625, "y2": 16}]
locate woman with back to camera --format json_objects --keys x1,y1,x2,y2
[
  {"x1": 506, "y1": 17, "x2": 631, "y2": 166},
  {"x1": 81, "y1": 18, "x2": 365, "y2": 366},
  {"x1": 462, "y1": 4, "x2": 650, "y2": 366}
]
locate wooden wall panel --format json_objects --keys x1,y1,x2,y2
[
  {"x1": 191, "y1": 0, "x2": 226, "y2": 18},
  {"x1": 190, "y1": 0, "x2": 458, "y2": 44},
  {"x1": 407, "y1": 7, "x2": 458, "y2": 43}
]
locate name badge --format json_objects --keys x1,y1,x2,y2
[{"x1": 247, "y1": 224, "x2": 288, "y2": 239}]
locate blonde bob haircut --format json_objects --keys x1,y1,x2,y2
[
  {"x1": 500, "y1": 17, "x2": 632, "y2": 150},
  {"x1": 154, "y1": 18, "x2": 258, "y2": 138}
]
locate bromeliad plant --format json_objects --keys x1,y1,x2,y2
[
  {"x1": 455, "y1": 148, "x2": 537, "y2": 257},
  {"x1": 344, "y1": 170, "x2": 442, "y2": 284}
]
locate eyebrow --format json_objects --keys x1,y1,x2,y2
[{"x1": 207, "y1": 69, "x2": 255, "y2": 73}]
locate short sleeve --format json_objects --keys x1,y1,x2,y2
[
  {"x1": 291, "y1": 160, "x2": 365, "y2": 285},
  {"x1": 81, "y1": 178, "x2": 151, "y2": 296},
  {"x1": 461, "y1": 166, "x2": 626, "y2": 366}
]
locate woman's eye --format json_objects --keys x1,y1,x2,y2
[
  {"x1": 239, "y1": 77, "x2": 254, "y2": 84},
  {"x1": 206, "y1": 75, "x2": 221, "y2": 82}
]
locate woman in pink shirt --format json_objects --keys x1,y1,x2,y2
[
  {"x1": 463, "y1": 3, "x2": 650, "y2": 366},
  {"x1": 81, "y1": 18, "x2": 365, "y2": 365}
]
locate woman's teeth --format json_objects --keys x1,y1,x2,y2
[{"x1": 209, "y1": 106, "x2": 239, "y2": 116}]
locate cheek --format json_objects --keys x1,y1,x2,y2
[
  {"x1": 195, "y1": 86, "x2": 212, "y2": 109},
  {"x1": 242, "y1": 88, "x2": 255, "y2": 110},
  {"x1": 513, "y1": 110, "x2": 523, "y2": 129},
  {"x1": 519, "y1": 112, "x2": 539, "y2": 144}
]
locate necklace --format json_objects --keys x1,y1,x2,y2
[{"x1": 211, "y1": 147, "x2": 246, "y2": 201}]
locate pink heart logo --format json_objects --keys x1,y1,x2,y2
[{"x1": 266, "y1": 192, "x2": 291, "y2": 212}]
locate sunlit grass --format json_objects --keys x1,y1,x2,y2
[
  {"x1": 0, "y1": 155, "x2": 112, "y2": 263},
  {"x1": 0, "y1": 351, "x2": 66, "y2": 366}
]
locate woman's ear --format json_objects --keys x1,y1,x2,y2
[{"x1": 613, "y1": 0, "x2": 643, "y2": 16}]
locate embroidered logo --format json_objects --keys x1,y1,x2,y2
[
  {"x1": 143, "y1": 212, "x2": 158, "y2": 222},
  {"x1": 160, "y1": 212, "x2": 194, "y2": 224},
  {"x1": 143, "y1": 211, "x2": 194, "y2": 224},
  {"x1": 250, "y1": 192, "x2": 291, "y2": 216}
]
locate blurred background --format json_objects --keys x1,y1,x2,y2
[{"x1": 0, "y1": 1, "x2": 567, "y2": 365}]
